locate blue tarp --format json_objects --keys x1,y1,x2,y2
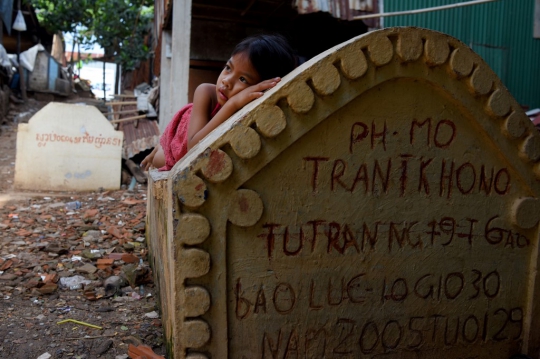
[{"x1": 0, "y1": 0, "x2": 14, "y2": 35}]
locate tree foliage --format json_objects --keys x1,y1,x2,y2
[{"x1": 29, "y1": 0, "x2": 153, "y2": 70}]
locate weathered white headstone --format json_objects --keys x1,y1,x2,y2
[{"x1": 15, "y1": 102, "x2": 123, "y2": 191}]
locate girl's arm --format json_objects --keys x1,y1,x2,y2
[
  {"x1": 187, "y1": 78, "x2": 280, "y2": 150},
  {"x1": 187, "y1": 83, "x2": 217, "y2": 150},
  {"x1": 140, "y1": 143, "x2": 166, "y2": 171}
]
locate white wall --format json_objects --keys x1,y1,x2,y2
[{"x1": 79, "y1": 61, "x2": 117, "y2": 99}]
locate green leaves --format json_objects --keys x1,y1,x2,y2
[
  {"x1": 30, "y1": 0, "x2": 97, "y2": 34},
  {"x1": 29, "y1": 0, "x2": 154, "y2": 70}
]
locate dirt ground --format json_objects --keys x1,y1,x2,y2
[{"x1": 0, "y1": 99, "x2": 166, "y2": 359}]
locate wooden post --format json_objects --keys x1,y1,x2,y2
[
  {"x1": 69, "y1": 37, "x2": 76, "y2": 92},
  {"x1": 159, "y1": 0, "x2": 192, "y2": 133},
  {"x1": 18, "y1": 64, "x2": 27, "y2": 102},
  {"x1": 102, "y1": 58, "x2": 106, "y2": 101},
  {"x1": 159, "y1": 31, "x2": 172, "y2": 133},
  {"x1": 16, "y1": 0, "x2": 26, "y2": 102}
]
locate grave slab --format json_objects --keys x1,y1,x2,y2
[
  {"x1": 15, "y1": 102, "x2": 123, "y2": 191},
  {"x1": 147, "y1": 27, "x2": 540, "y2": 358}
]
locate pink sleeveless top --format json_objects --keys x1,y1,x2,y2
[{"x1": 159, "y1": 103, "x2": 221, "y2": 171}]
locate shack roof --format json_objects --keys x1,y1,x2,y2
[
  {"x1": 160, "y1": 0, "x2": 379, "y2": 30},
  {"x1": 1, "y1": 3, "x2": 52, "y2": 54}
]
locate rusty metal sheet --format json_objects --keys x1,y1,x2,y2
[
  {"x1": 294, "y1": 0, "x2": 378, "y2": 21},
  {"x1": 120, "y1": 118, "x2": 160, "y2": 159},
  {"x1": 114, "y1": 101, "x2": 160, "y2": 160},
  {"x1": 349, "y1": 0, "x2": 374, "y2": 11}
]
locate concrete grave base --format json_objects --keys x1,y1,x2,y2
[
  {"x1": 15, "y1": 102, "x2": 123, "y2": 192},
  {"x1": 147, "y1": 27, "x2": 540, "y2": 358}
]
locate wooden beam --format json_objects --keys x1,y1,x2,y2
[
  {"x1": 112, "y1": 94, "x2": 137, "y2": 98},
  {"x1": 103, "y1": 109, "x2": 139, "y2": 116},
  {"x1": 110, "y1": 114, "x2": 147, "y2": 124},
  {"x1": 106, "y1": 101, "x2": 138, "y2": 106}
]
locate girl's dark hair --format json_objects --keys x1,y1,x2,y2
[{"x1": 231, "y1": 34, "x2": 296, "y2": 81}]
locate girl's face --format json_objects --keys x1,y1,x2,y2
[{"x1": 216, "y1": 52, "x2": 261, "y2": 106}]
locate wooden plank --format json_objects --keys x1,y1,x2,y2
[
  {"x1": 110, "y1": 114, "x2": 147, "y2": 124},
  {"x1": 106, "y1": 101, "x2": 138, "y2": 106},
  {"x1": 112, "y1": 94, "x2": 137, "y2": 98},
  {"x1": 103, "y1": 109, "x2": 139, "y2": 116}
]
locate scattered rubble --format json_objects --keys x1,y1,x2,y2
[
  {"x1": 0, "y1": 187, "x2": 165, "y2": 358},
  {"x1": 0, "y1": 84, "x2": 165, "y2": 359}
]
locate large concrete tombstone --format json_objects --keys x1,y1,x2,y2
[
  {"x1": 15, "y1": 102, "x2": 123, "y2": 191},
  {"x1": 146, "y1": 28, "x2": 540, "y2": 358}
]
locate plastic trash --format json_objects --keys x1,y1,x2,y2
[
  {"x1": 59, "y1": 275, "x2": 91, "y2": 290},
  {"x1": 12, "y1": 10, "x2": 26, "y2": 32},
  {"x1": 103, "y1": 275, "x2": 127, "y2": 297},
  {"x1": 65, "y1": 201, "x2": 81, "y2": 210},
  {"x1": 57, "y1": 319, "x2": 102, "y2": 330},
  {"x1": 144, "y1": 311, "x2": 159, "y2": 319}
]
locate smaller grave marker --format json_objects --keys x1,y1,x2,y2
[{"x1": 15, "y1": 102, "x2": 123, "y2": 191}]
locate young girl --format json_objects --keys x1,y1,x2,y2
[{"x1": 141, "y1": 34, "x2": 296, "y2": 171}]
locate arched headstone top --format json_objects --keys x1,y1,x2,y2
[
  {"x1": 149, "y1": 27, "x2": 540, "y2": 358},
  {"x1": 168, "y1": 26, "x2": 539, "y2": 209}
]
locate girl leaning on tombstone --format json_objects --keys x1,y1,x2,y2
[{"x1": 141, "y1": 34, "x2": 297, "y2": 171}]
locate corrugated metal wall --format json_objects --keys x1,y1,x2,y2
[{"x1": 383, "y1": 0, "x2": 540, "y2": 109}]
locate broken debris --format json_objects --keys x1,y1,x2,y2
[{"x1": 0, "y1": 188, "x2": 165, "y2": 357}]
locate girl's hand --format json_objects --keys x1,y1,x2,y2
[
  {"x1": 228, "y1": 77, "x2": 281, "y2": 111},
  {"x1": 188, "y1": 78, "x2": 281, "y2": 150},
  {"x1": 140, "y1": 149, "x2": 155, "y2": 171},
  {"x1": 141, "y1": 145, "x2": 162, "y2": 171}
]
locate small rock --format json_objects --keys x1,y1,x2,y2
[
  {"x1": 144, "y1": 311, "x2": 159, "y2": 319},
  {"x1": 95, "y1": 306, "x2": 114, "y2": 312},
  {"x1": 123, "y1": 335, "x2": 142, "y2": 347},
  {"x1": 24, "y1": 278, "x2": 41, "y2": 288},
  {"x1": 112, "y1": 296, "x2": 137, "y2": 302},
  {"x1": 121, "y1": 253, "x2": 139, "y2": 264},
  {"x1": 44, "y1": 243, "x2": 68, "y2": 255},
  {"x1": 81, "y1": 249, "x2": 102, "y2": 259},
  {"x1": 106, "y1": 226, "x2": 123, "y2": 239},
  {"x1": 108, "y1": 253, "x2": 123, "y2": 260},
  {"x1": 38, "y1": 283, "x2": 58, "y2": 295},
  {"x1": 47, "y1": 202, "x2": 65, "y2": 209},
  {"x1": 76, "y1": 263, "x2": 97, "y2": 274},
  {"x1": 133, "y1": 222, "x2": 145, "y2": 231},
  {"x1": 123, "y1": 243, "x2": 134, "y2": 250},
  {"x1": 94, "y1": 338, "x2": 113, "y2": 355},
  {"x1": 36, "y1": 352, "x2": 52, "y2": 359},
  {"x1": 83, "y1": 209, "x2": 99, "y2": 220},
  {"x1": 121, "y1": 264, "x2": 138, "y2": 287},
  {"x1": 0, "y1": 273, "x2": 17, "y2": 281}
]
